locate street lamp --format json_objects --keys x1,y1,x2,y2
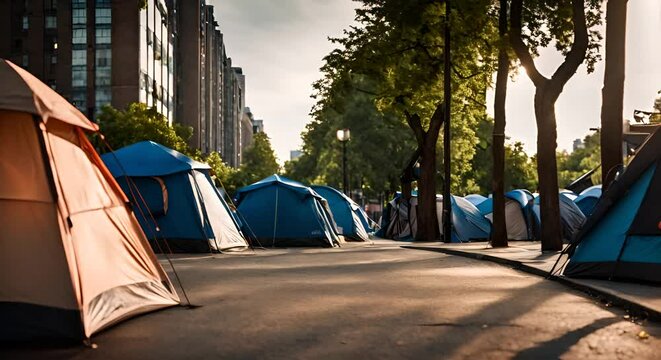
[{"x1": 336, "y1": 128, "x2": 350, "y2": 195}]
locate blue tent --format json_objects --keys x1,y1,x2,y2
[
  {"x1": 102, "y1": 141, "x2": 249, "y2": 253},
  {"x1": 465, "y1": 194, "x2": 488, "y2": 207},
  {"x1": 564, "y1": 129, "x2": 661, "y2": 283},
  {"x1": 573, "y1": 185, "x2": 602, "y2": 216},
  {"x1": 441, "y1": 195, "x2": 492, "y2": 242},
  {"x1": 379, "y1": 193, "x2": 490, "y2": 242},
  {"x1": 235, "y1": 175, "x2": 341, "y2": 247},
  {"x1": 476, "y1": 190, "x2": 534, "y2": 240},
  {"x1": 530, "y1": 192, "x2": 586, "y2": 243},
  {"x1": 311, "y1": 186, "x2": 372, "y2": 242}
]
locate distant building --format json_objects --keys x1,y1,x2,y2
[
  {"x1": 239, "y1": 107, "x2": 255, "y2": 164},
  {"x1": 290, "y1": 150, "x2": 303, "y2": 161},
  {"x1": 572, "y1": 138, "x2": 584, "y2": 152},
  {"x1": 252, "y1": 119, "x2": 264, "y2": 134}
]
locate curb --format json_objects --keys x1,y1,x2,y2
[{"x1": 402, "y1": 245, "x2": 661, "y2": 322}]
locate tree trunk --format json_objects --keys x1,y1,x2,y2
[
  {"x1": 510, "y1": 0, "x2": 588, "y2": 251},
  {"x1": 491, "y1": 0, "x2": 509, "y2": 248},
  {"x1": 416, "y1": 139, "x2": 439, "y2": 241},
  {"x1": 600, "y1": 0, "x2": 627, "y2": 190},
  {"x1": 535, "y1": 86, "x2": 563, "y2": 251}
]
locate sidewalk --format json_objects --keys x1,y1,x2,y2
[{"x1": 400, "y1": 241, "x2": 661, "y2": 321}]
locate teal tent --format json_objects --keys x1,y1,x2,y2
[
  {"x1": 235, "y1": 175, "x2": 341, "y2": 247},
  {"x1": 311, "y1": 185, "x2": 372, "y2": 242},
  {"x1": 564, "y1": 129, "x2": 660, "y2": 283},
  {"x1": 102, "y1": 141, "x2": 249, "y2": 253}
]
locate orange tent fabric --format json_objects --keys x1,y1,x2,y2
[{"x1": 0, "y1": 59, "x2": 179, "y2": 341}]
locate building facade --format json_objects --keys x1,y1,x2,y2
[
  {"x1": 1, "y1": 0, "x2": 251, "y2": 167},
  {"x1": 0, "y1": 0, "x2": 176, "y2": 123}
]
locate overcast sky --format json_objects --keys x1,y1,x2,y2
[{"x1": 211, "y1": 0, "x2": 660, "y2": 163}]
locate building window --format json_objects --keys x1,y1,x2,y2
[
  {"x1": 22, "y1": 54, "x2": 28, "y2": 67},
  {"x1": 72, "y1": 29, "x2": 87, "y2": 44},
  {"x1": 71, "y1": 90, "x2": 87, "y2": 111},
  {"x1": 72, "y1": 50, "x2": 86, "y2": 66},
  {"x1": 72, "y1": 0, "x2": 86, "y2": 9},
  {"x1": 95, "y1": 28, "x2": 111, "y2": 44},
  {"x1": 72, "y1": 66, "x2": 87, "y2": 87},
  {"x1": 22, "y1": 16, "x2": 28, "y2": 30},
  {"x1": 72, "y1": 9, "x2": 86, "y2": 24},
  {"x1": 51, "y1": 54, "x2": 57, "y2": 64},
  {"x1": 45, "y1": 16, "x2": 57, "y2": 29},
  {"x1": 95, "y1": 48, "x2": 111, "y2": 86},
  {"x1": 95, "y1": 88, "x2": 112, "y2": 109},
  {"x1": 95, "y1": 8, "x2": 111, "y2": 24}
]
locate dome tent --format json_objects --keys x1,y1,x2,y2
[
  {"x1": 476, "y1": 190, "x2": 535, "y2": 240},
  {"x1": 0, "y1": 59, "x2": 179, "y2": 341},
  {"x1": 530, "y1": 192, "x2": 586, "y2": 243},
  {"x1": 102, "y1": 141, "x2": 249, "y2": 253},
  {"x1": 311, "y1": 185, "x2": 372, "y2": 242},
  {"x1": 235, "y1": 175, "x2": 341, "y2": 247},
  {"x1": 564, "y1": 128, "x2": 661, "y2": 283},
  {"x1": 573, "y1": 185, "x2": 602, "y2": 217}
]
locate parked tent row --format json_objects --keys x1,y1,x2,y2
[
  {"x1": 476, "y1": 190, "x2": 534, "y2": 240},
  {"x1": 311, "y1": 185, "x2": 373, "y2": 242},
  {"x1": 378, "y1": 193, "x2": 491, "y2": 242},
  {"x1": 0, "y1": 59, "x2": 180, "y2": 341}
]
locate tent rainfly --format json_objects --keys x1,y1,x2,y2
[
  {"x1": 476, "y1": 190, "x2": 535, "y2": 240},
  {"x1": 564, "y1": 129, "x2": 661, "y2": 283},
  {"x1": 0, "y1": 59, "x2": 179, "y2": 341},
  {"x1": 102, "y1": 141, "x2": 249, "y2": 253},
  {"x1": 311, "y1": 185, "x2": 373, "y2": 242},
  {"x1": 573, "y1": 185, "x2": 602, "y2": 217},
  {"x1": 235, "y1": 175, "x2": 341, "y2": 247},
  {"x1": 530, "y1": 192, "x2": 586, "y2": 243}
]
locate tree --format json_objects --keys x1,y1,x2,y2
[
  {"x1": 491, "y1": 0, "x2": 510, "y2": 247},
  {"x1": 239, "y1": 132, "x2": 280, "y2": 185},
  {"x1": 324, "y1": 0, "x2": 497, "y2": 241},
  {"x1": 97, "y1": 102, "x2": 191, "y2": 154},
  {"x1": 470, "y1": 117, "x2": 538, "y2": 193},
  {"x1": 509, "y1": 0, "x2": 601, "y2": 250},
  {"x1": 600, "y1": 0, "x2": 627, "y2": 191}
]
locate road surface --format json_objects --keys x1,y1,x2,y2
[{"x1": 2, "y1": 241, "x2": 659, "y2": 359}]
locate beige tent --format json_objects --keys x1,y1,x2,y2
[{"x1": 0, "y1": 59, "x2": 180, "y2": 341}]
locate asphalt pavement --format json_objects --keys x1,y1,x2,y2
[{"x1": 2, "y1": 242, "x2": 659, "y2": 359}]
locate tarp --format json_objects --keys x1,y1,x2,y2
[
  {"x1": 102, "y1": 142, "x2": 248, "y2": 253},
  {"x1": 312, "y1": 185, "x2": 372, "y2": 242},
  {"x1": 235, "y1": 175, "x2": 341, "y2": 247},
  {"x1": 0, "y1": 63, "x2": 179, "y2": 340},
  {"x1": 564, "y1": 128, "x2": 661, "y2": 283}
]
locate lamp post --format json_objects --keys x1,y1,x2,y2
[{"x1": 336, "y1": 128, "x2": 351, "y2": 195}]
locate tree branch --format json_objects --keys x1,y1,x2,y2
[
  {"x1": 551, "y1": 0, "x2": 589, "y2": 88},
  {"x1": 403, "y1": 110, "x2": 426, "y2": 146},
  {"x1": 509, "y1": 0, "x2": 548, "y2": 87},
  {"x1": 427, "y1": 102, "x2": 446, "y2": 144},
  {"x1": 451, "y1": 64, "x2": 484, "y2": 80}
]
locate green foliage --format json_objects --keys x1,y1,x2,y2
[
  {"x1": 299, "y1": 0, "x2": 502, "y2": 197},
  {"x1": 556, "y1": 132, "x2": 601, "y2": 188},
  {"x1": 469, "y1": 117, "x2": 538, "y2": 193},
  {"x1": 238, "y1": 132, "x2": 280, "y2": 186},
  {"x1": 97, "y1": 103, "x2": 191, "y2": 154},
  {"x1": 652, "y1": 91, "x2": 661, "y2": 124}
]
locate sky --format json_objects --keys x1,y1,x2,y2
[{"x1": 211, "y1": 0, "x2": 661, "y2": 163}]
